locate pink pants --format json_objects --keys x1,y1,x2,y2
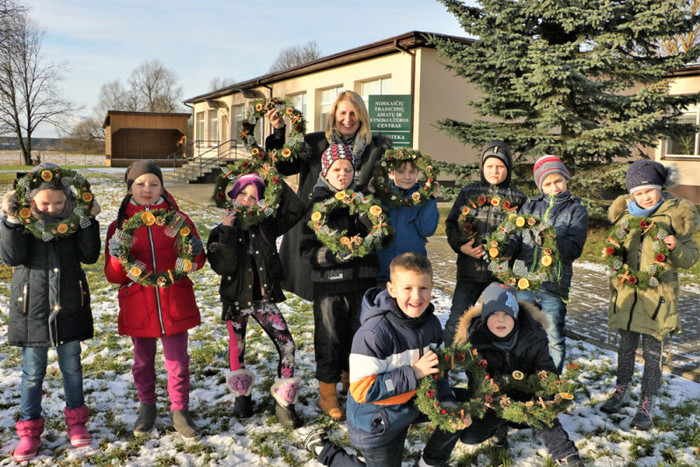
[{"x1": 131, "y1": 331, "x2": 190, "y2": 411}]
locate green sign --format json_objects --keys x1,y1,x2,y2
[{"x1": 369, "y1": 95, "x2": 412, "y2": 148}]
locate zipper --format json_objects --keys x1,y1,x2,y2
[
  {"x1": 611, "y1": 289, "x2": 618, "y2": 314},
  {"x1": 22, "y1": 283, "x2": 28, "y2": 314},
  {"x1": 530, "y1": 194, "x2": 556, "y2": 274},
  {"x1": 145, "y1": 206, "x2": 166, "y2": 335},
  {"x1": 79, "y1": 280, "x2": 84, "y2": 308},
  {"x1": 650, "y1": 297, "x2": 665, "y2": 321},
  {"x1": 626, "y1": 289, "x2": 638, "y2": 331}
]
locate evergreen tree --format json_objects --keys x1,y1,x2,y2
[{"x1": 432, "y1": 0, "x2": 700, "y2": 165}]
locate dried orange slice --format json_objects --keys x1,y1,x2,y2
[
  {"x1": 541, "y1": 255, "x2": 553, "y2": 267},
  {"x1": 517, "y1": 278, "x2": 530, "y2": 290}
]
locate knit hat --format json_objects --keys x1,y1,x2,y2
[
  {"x1": 480, "y1": 282, "x2": 519, "y2": 321},
  {"x1": 125, "y1": 160, "x2": 163, "y2": 190},
  {"x1": 479, "y1": 141, "x2": 513, "y2": 186},
  {"x1": 625, "y1": 160, "x2": 680, "y2": 194},
  {"x1": 321, "y1": 144, "x2": 355, "y2": 178},
  {"x1": 533, "y1": 155, "x2": 570, "y2": 190},
  {"x1": 227, "y1": 173, "x2": 265, "y2": 201}
]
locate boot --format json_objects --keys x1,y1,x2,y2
[
  {"x1": 226, "y1": 369, "x2": 255, "y2": 397},
  {"x1": 630, "y1": 395, "x2": 654, "y2": 431},
  {"x1": 13, "y1": 417, "x2": 44, "y2": 462},
  {"x1": 172, "y1": 410, "x2": 199, "y2": 440},
  {"x1": 64, "y1": 405, "x2": 92, "y2": 447},
  {"x1": 233, "y1": 395, "x2": 254, "y2": 418},
  {"x1": 600, "y1": 383, "x2": 630, "y2": 414},
  {"x1": 133, "y1": 402, "x2": 157, "y2": 436},
  {"x1": 484, "y1": 424, "x2": 508, "y2": 449},
  {"x1": 340, "y1": 370, "x2": 350, "y2": 396},
  {"x1": 304, "y1": 427, "x2": 329, "y2": 456},
  {"x1": 271, "y1": 377, "x2": 302, "y2": 428},
  {"x1": 555, "y1": 453, "x2": 585, "y2": 466},
  {"x1": 318, "y1": 381, "x2": 343, "y2": 420}
]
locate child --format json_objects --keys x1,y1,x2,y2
[
  {"x1": 444, "y1": 141, "x2": 526, "y2": 344},
  {"x1": 419, "y1": 282, "x2": 583, "y2": 467},
  {"x1": 304, "y1": 253, "x2": 455, "y2": 467},
  {"x1": 375, "y1": 159, "x2": 439, "y2": 284},
  {"x1": 600, "y1": 160, "x2": 699, "y2": 430},
  {"x1": 206, "y1": 173, "x2": 305, "y2": 427},
  {"x1": 104, "y1": 161, "x2": 206, "y2": 440},
  {"x1": 0, "y1": 164, "x2": 101, "y2": 462},
  {"x1": 299, "y1": 143, "x2": 381, "y2": 420},
  {"x1": 508, "y1": 155, "x2": 588, "y2": 373}
]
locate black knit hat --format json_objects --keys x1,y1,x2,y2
[
  {"x1": 125, "y1": 161, "x2": 163, "y2": 190},
  {"x1": 625, "y1": 160, "x2": 680, "y2": 193},
  {"x1": 480, "y1": 282, "x2": 519, "y2": 321},
  {"x1": 479, "y1": 141, "x2": 513, "y2": 186}
]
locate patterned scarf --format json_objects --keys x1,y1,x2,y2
[{"x1": 328, "y1": 131, "x2": 368, "y2": 171}]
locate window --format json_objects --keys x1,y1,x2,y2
[
  {"x1": 233, "y1": 105, "x2": 245, "y2": 142},
  {"x1": 287, "y1": 92, "x2": 307, "y2": 120},
  {"x1": 208, "y1": 109, "x2": 219, "y2": 143},
  {"x1": 360, "y1": 77, "x2": 392, "y2": 107},
  {"x1": 665, "y1": 104, "x2": 700, "y2": 157},
  {"x1": 196, "y1": 112, "x2": 205, "y2": 141},
  {"x1": 319, "y1": 86, "x2": 342, "y2": 131}
]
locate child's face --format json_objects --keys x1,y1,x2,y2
[
  {"x1": 483, "y1": 158, "x2": 507, "y2": 185},
  {"x1": 387, "y1": 268, "x2": 433, "y2": 318},
  {"x1": 326, "y1": 159, "x2": 354, "y2": 191},
  {"x1": 234, "y1": 184, "x2": 258, "y2": 207},
  {"x1": 540, "y1": 173, "x2": 568, "y2": 195},
  {"x1": 486, "y1": 311, "x2": 515, "y2": 338},
  {"x1": 632, "y1": 188, "x2": 663, "y2": 210},
  {"x1": 129, "y1": 173, "x2": 163, "y2": 205},
  {"x1": 390, "y1": 162, "x2": 419, "y2": 189},
  {"x1": 32, "y1": 189, "x2": 66, "y2": 215}
]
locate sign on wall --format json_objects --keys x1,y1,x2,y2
[{"x1": 369, "y1": 95, "x2": 412, "y2": 148}]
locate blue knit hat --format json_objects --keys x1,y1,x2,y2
[
  {"x1": 625, "y1": 160, "x2": 680, "y2": 194},
  {"x1": 480, "y1": 282, "x2": 519, "y2": 321}
]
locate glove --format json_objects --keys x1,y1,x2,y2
[
  {"x1": 89, "y1": 198, "x2": 102, "y2": 217},
  {"x1": 190, "y1": 236, "x2": 203, "y2": 256},
  {"x1": 335, "y1": 252, "x2": 353, "y2": 263},
  {"x1": 358, "y1": 212, "x2": 374, "y2": 231},
  {"x1": 108, "y1": 235, "x2": 122, "y2": 257},
  {"x1": 1, "y1": 190, "x2": 19, "y2": 223}
]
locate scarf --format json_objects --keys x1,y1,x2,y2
[
  {"x1": 328, "y1": 131, "x2": 368, "y2": 172},
  {"x1": 628, "y1": 196, "x2": 665, "y2": 217}
]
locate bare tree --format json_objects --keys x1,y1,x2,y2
[
  {"x1": 269, "y1": 41, "x2": 322, "y2": 73},
  {"x1": 95, "y1": 80, "x2": 139, "y2": 115},
  {"x1": 128, "y1": 59, "x2": 183, "y2": 112},
  {"x1": 67, "y1": 116, "x2": 104, "y2": 154},
  {"x1": 658, "y1": 0, "x2": 700, "y2": 54},
  {"x1": 209, "y1": 76, "x2": 236, "y2": 91},
  {"x1": 0, "y1": 0, "x2": 25, "y2": 44}
]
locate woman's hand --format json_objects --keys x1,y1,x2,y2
[
  {"x1": 266, "y1": 108, "x2": 285, "y2": 130},
  {"x1": 460, "y1": 238, "x2": 483, "y2": 259}
]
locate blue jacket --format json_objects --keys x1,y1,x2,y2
[
  {"x1": 347, "y1": 287, "x2": 448, "y2": 449},
  {"x1": 376, "y1": 183, "x2": 439, "y2": 282}
]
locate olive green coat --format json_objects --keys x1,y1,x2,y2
[{"x1": 608, "y1": 194, "x2": 699, "y2": 340}]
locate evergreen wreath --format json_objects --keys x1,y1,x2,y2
[
  {"x1": 415, "y1": 344, "x2": 500, "y2": 432},
  {"x1": 211, "y1": 161, "x2": 283, "y2": 229},
  {"x1": 601, "y1": 216, "x2": 671, "y2": 289},
  {"x1": 112, "y1": 209, "x2": 198, "y2": 287},
  {"x1": 370, "y1": 149, "x2": 439, "y2": 207},
  {"x1": 238, "y1": 97, "x2": 306, "y2": 163},
  {"x1": 457, "y1": 195, "x2": 519, "y2": 244},
  {"x1": 484, "y1": 214, "x2": 559, "y2": 291},
  {"x1": 307, "y1": 189, "x2": 392, "y2": 258},
  {"x1": 14, "y1": 167, "x2": 95, "y2": 241}
]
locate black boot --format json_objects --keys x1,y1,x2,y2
[
  {"x1": 556, "y1": 453, "x2": 585, "y2": 466},
  {"x1": 275, "y1": 403, "x2": 302, "y2": 428},
  {"x1": 630, "y1": 395, "x2": 654, "y2": 431},
  {"x1": 232, "y1": 395, "x2": 253, "y2": 418},
  {"x1": 133, "y1": 402, "x2": 156, "y2": 436}
]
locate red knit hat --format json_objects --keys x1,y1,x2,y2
[
  {"x1": 321, "y1": 144, "x2": 355, "y2": 178},
  {"x1": 533, "y1": 155, "x2": 570, "y2": 190}
]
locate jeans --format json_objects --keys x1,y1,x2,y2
[
  {"x1": 20, "y1": 340, "x2": 84, "y2": 421},
  {"x1": 319, "y1": 427, "x2": 409, "y2": 467},
  {"x1": 517, "y1": 290, "x2": 567, "y2": 373},
  {"x1": 443, "y1": 280, "x2": 489, "y2": 345}
]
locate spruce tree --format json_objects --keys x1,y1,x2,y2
[{"x1": 432, "y1": 0, "x2": 700, "y2": 164}]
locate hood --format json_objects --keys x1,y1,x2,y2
[
  {"x1": 452, "y1": 299, "x2": 547, "y2": 346},
  {"x1": 479, "y1": 141, "x2": 513, "y2": 187},
  {"x1": 360, "y1": 287, "x2": 435, "y2": 327},
  {"x1": 608, "y1": 193, "x2": 699, "y2": 237}
]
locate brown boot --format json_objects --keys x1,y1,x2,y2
[
  {"x1": 318, "y1": 381, "x2": 343, "y2": 420},
  {"x1": 340, "y1": 371, "x2": 350, "y2": 396}
]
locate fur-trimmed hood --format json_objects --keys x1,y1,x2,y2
[
  {"x1": 609, "y1": 193, "x2": 700, "y2": 237},
  {"x1": 453, "y1": 299, "x2": 549, "y2": 346}
]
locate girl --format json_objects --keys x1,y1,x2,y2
[
  {"x1": 104, "y1": 161, "x2": 206, "y2": 440},
  {"x1": 0, "y1": 164, "x2": 101, "y2": 462},
  {"x1": 206, "y1": 173, "x2": 305, "y2": 428}
]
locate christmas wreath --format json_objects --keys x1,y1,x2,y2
[
  {"x1": 14, "y1": 167, "x2": 96, "y2": 241},
  {"x1": 457, "y1": 195, "x2": 519, "y2": 244},
  {"x1": 370, "y1": 149, "x2": 439, "y2": 207},
  {"x1": 601, "y1": 216, "x2": 671, "y2": 289},
  {"x1": 211, "y1": 161, "x2": 283, "y2": 229},
  {"x1": 112, "y1": 209, "x2": 198, "y2": 287},
  {"x1": 239, "y1": 97, "x2": 306, "y2": 163},
  {"x1": 484, "y1": 214, "x2": 559, "y2": 291},
  {"x1": 307, "y1": 190, "x2": 392, "y2": 258}
]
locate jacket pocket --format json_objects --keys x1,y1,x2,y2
[
  {"x1": 118, "y1": 283, "x2": 150, "y2": 328},
  {"x1": 650, "y1": 297, "x2": 665, "y2": 321},
  {"x1": 167, "y1": 278, "x2": 199, "y2": 322},
  {"x1": 351, "y1": 402, "x2": 389, "y2": 436},
  {"x1": 610, "y1": 289, "x2": 619, "y2": 315}
]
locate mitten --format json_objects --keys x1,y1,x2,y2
[
  {"x1": 89, "y1": 198, "x2": 102, "y2": 217},
  {"x1": 1, "y1": 190, "x2": 19, "y2": 223}
]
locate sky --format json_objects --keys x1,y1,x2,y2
[{"x1": 25, "y1": 0, "x2": 474, "y2": 137}]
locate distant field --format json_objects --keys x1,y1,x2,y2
[{"x1": 0, "y1": 150, "x2": 103, "y2": 167}]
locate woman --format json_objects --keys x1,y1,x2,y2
[{"x1": 266, "y1": 90, "x2": 392, "y2": 301}]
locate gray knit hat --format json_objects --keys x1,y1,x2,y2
[
  {"x1": 625, "y1": 160, "x2": 680, "y2": 194},
  {"x1": 480, "y1": 282, "x2": 519, "y2": 321},
  {"x1": 533, "y1": 155, "x2": 570, "y2": 190}
]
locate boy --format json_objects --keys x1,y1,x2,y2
[
  {"x1": 375, "y1": 159, "x2": 439, "y2": 283},
  {"x1": 600, "y1": 160, "x2": 699, "y2": 430},
  {"x1": 304, "y1": 253, "x2": 455, "y2": 467},
  {"x1": 508, "y1": 155, "x2": 588, "y2": 373},
  {"x1": 419, "y1": 282, "x2": 583, "y2": 467},
  {"x1": 444, "y1": 141, "x2": 526, "y2": 344}
]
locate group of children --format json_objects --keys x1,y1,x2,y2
[{"x1": 0, "y1": 139, "x2": 697, "y2": 465}]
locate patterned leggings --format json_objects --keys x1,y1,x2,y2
[
  {"x1": 226, "y1": 301, "x2": 295, "y2": 378},
  {"x1": 615, "y1": 329, "x2": 662, "y2": 396}
]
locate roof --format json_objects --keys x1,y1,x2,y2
[{"x1": 103, "y1": 110, "x2": 191, "y2": 128}]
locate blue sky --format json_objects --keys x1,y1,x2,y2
[{"x1": 27, "y1": 0, "x2": 474, "y2": 137}]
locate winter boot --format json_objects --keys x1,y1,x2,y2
[
  {"x1": 600, "y1": 383, "x2": 630, "y2": 414},
  {"x1": 555, "y1": 453, "x2": 585, "y2": 466},
  {"x1": 304, "y1": 427, "x2": 329, "y2": 456},
  {"x1": 630, "y1": 394, "x2": 654, "y2": 431},
  {"x1": 318, "y1": 381, "x2": 343, "y2": 420},
  {"x1": 340, "y1": 370, "x2": 350, "y2": 396},
  {"x1": 133, "y1": 402, "x2": 157, "y2": 436},
  {"x1": 172, "y1": 410, "x2": 199, "y2": 440},
  {"x1": 13, "y1": 417, "x2": 44, "y2": 462},
  {"x1": 226, "y1": 369, "x2": 255, "y2": 397},
  {"x1": 271, "y1": 377, "x2": 302, "y2": 428},
  {"x1": 484, "y1": 424, "x2": 508, "y2": 449},
  {"x1": 233, "y1": 395, "x2": 254, "y2": 418},
  {"x1": 64, "y1": 405, "x2": 92, "y2": 447}
]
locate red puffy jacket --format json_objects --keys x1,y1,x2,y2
[{"x1": 104, "y1": 196, "x2": 206, "y2": 337}]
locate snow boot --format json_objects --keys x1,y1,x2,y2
[
  {"x1": 64, "y1": 405, "x2": 92, "y2": 447},
  {"x1": 630, "y1": 394, "x2": 654, "y2": 431},
  {"x1": 484, "y1": 424, "x2": 508, "y2": 449},
  {"x1": 555, "y1": 453, "x2": 585, "y2": 466},
  {"x1": 271, "y1": 377, "x2": 302, "y2": 428},
  {"x1": 600, "y1": 383, "x2": 630, "y2": 414},
  {"x1": 13, "y1": 417, "x2": 44, "y2": 462},
  {"x1": 318, "y1": 381, "x2": 343, "y2": 420},
  {"x1": 226, "y1": 368, "x2": 255, "y2": 397},
  {"x1": 133, "y1": 402, "x2": 157, "y2": 436},
  {"x1": 233, "y1": 395, "x2": 254, "y2": 418},
  {"x1": 172, "y1": 410, "x2": 199, "y2": 440},
  {"x1": 304, "y1": 427, "x2": 329, "y2": 456}
]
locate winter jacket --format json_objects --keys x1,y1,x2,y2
[
  {"x1": 509, "y1": 191, "x2": 588, "y2": 300},
  {"x1": 299, "y1": 177, "x2": 381, "y2": 295},
  {"x1": 347, "y1": 287, "x2": 449, "y2": 449},
  {"x1": 267, "y1": 129, "x2": 392, "y2": 300},
  {"x1": 104, "y1": 196, "x2": 206, "y2": 338},
  {"x1": 0, "y1": 217, "x2": 100, "y2": 347},
  {"x1": 376, "y1": 182, "x2": 439, "y2": 282},
  {"x1": 206, "y1": 181, "x2": 305, "y2": 318},
  {"x1": 607, "y1": 193, "x2": 699, "y2": 340},
  {"x1": 446, "y1": 182, "x2": 526, "y2": 283}
]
